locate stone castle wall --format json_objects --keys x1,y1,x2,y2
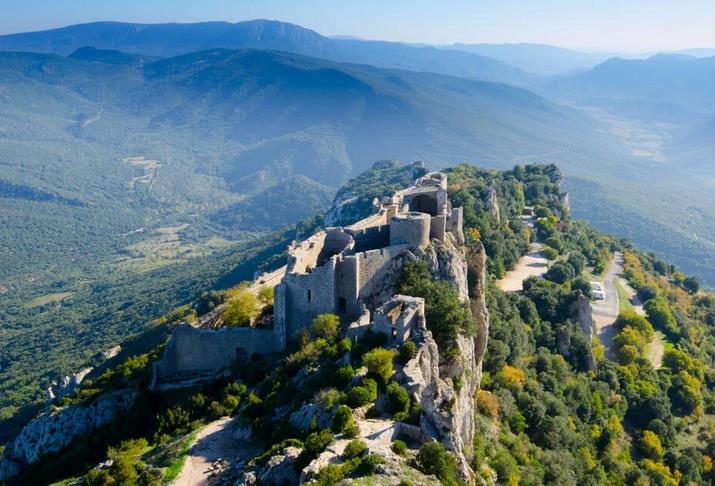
[{"x1": 154, "y1": 324, "x2": 282, "y2": 384}]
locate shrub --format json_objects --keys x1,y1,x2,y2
[
  {"x1": 355, "y1": 454, "x2": 385, "y2": 475},
  {"x1": 362, "y1": 347, "x2": 395, "y2": 383},
  {"x1": 311, "y1": 314, "x2": 340, "y2": 339},
  {"x1": 222, "y1": 286, "x2": 260, "y2": 327},
  {"x1": 386, "y1": 382, "x2": 410, "y2": 416},
  {"x1": 342, "y1": 439, "x2": 367, "y2": 459},
  {"x1": 644, "y1": 297, "x2": 679, "y2": 336},
  {"x1": 318, "y1": 389, "x2": 341, "y2": 410},
  {"x1": 343, "y1": 423, "x2": 360, "y2": 438},
  {"x1": 415, "y1": 442, "x2": 458, "y2": 485},
  {"x1": 476, "y1": 390, "x2": 499, "y2": 420},
  {"x1": 391, "y1": 439, "x2": 407, "y2": 455},
  {"x1": 495, "y1": 365, "x2": 526, "y2": 388},
  {"x1": 258, "y1": 286, "x2": 274, "y2": 305},
  {"x1": 337, "y1": 337, "x2": 352, "y2": 355},
  {"x1": 543, "y1": 247, "x2": 558, "y2": 261},
  {"x1": 398, "y1": 261, "x2": 474, "y2": 357},
  {"x1": 545, "y1": 236, "x2": 563, "y2": 253},
  {"x1": 331, "y1": 405, "x2": 355, "y2": 434},
  {"x1": 333, "y1": 364, "x2": 355, "y2": 388},
  {"x1": 567, "y1": 253, "x2": 587, "y2": 275},
  {"x1": 614, "y1": 311, "x2": 654, "y2": 340},
  {"x1": 640, "y1": 430, "x2": 665, "y2": 460},
  {"x1": 572, "y1": 277, "x2": 593, "y2": 299},
  {"x1": 344, "y1": 378, "x2": 378, "y2": 408},
  {"x1": 298, "y1": 429, "x2": 334, "y2": 469},
  {"x1": 546, "y1": 261, "x2": 575, "y2": 283},
  {"x1": 398, "y1": 341, "x2": 417, "y2": 365}
]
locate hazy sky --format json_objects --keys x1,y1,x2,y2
[{"x1": 1, "y1": 0, "x2": 713, "y2": 52}]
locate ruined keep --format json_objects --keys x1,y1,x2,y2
[
  {"x1": 154, "y1": 171, "x2": 464, "y2": 386},
  {"x1": 275, "y1": 171, "x2": 462, "y2": 342}
]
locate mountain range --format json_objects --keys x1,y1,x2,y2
[{"x1": 0, "y1": 20, "x2": 533, "y2": 85}]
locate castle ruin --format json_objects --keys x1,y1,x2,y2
[{"x1": 154, "y1": 171, "x2": 464, "y2": 387}]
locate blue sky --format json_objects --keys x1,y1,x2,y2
[{"x1": 1, "y1": 0, "x2": 713, "y2": 52}]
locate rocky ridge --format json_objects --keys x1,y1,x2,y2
[{"x1": 0, "y1": 390, "x2": 137, "y2": 480}]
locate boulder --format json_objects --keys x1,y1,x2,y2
[
  {"x1": 259, "y1": 446, "x2": 301, "y2": 486},
  {"x1": 289, "y1": 402, "x2": 334, "y2": 432}
]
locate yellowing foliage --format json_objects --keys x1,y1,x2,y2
[
  {"x1": 476, "y1": 390, "x2": 499, "y2": 420},
  {"x1": 497, "y1": 365, "x2": 526, "y2": 387},
  {"x1": 640, "y1": 430, "x2": 664, "y2": 460}
]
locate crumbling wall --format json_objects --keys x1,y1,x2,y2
[
  {"x1": 357, "y1": 245, "x2": 412, "y2": 311},
  {"x1": 347, "y1": 223, "x2": 390, "y2": 252},
  {"x1": 280, "y1": 259, "x2": 338, "y2": 338},
  {"x1": 154, "y1": 324, "x2": 282, "y2": 384}
]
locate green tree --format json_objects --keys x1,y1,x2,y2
[
  {"x1": 386, "y1": 382, "x2": 410, "y2": 416},
  {"x1": 415, "y1": 442, "x2": 459, "y2": 486},
  {"x1": 644, "y1": 297, "x2": 678, "y2": 336},
  {"x1": 222, "y1": 286, "x2": 259, "y2": 327},
  {"x1": 614, "y1": 311, "x2": 654, "y2": 340},
  {"x1": 331, "y1": 405, "x2": 355, "y2": 434},
  {"x1": 362, "y1": 347, "x2": 395, "y2": 383},
  {"x1": 311, "y1": 314, "x2": 340, "y2": 339}
]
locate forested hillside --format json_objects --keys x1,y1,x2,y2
[{"x1": 3, "y1": 162, "x2": 714, "y2": 486}]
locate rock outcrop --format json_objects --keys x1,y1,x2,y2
[
  {"x1": 485, "y1": 187, "x2": 500, "y2": 223},
  {"x1": 260, "y1": 446, "x2": 301, "y2": 486},
  {"x1": 400, "y1": 329, "x2": 478, "y2": 482},
  {"x1": 46, "y1": 367, "x2": 93, "y2": 403},
  {"x1": 571, "y1": 292, "x2": 597, "y2": 370},
  {"x1": 0, "y1": 389, "x2": 137, "y2": 480},
  {"x1": 289, "y1": 402, "x2": 334, "y2": 432},
  {"x1": 469, "y1": 243, "x2": 490, "y2": 387}
]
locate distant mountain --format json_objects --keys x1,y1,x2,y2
[
  {"x1": 0, "y1": 20, "x2": 534, "y2": 85},
  {"x1": 68, "y1": 46, "x2": 156, "y2": 65},
  {"x1": 671, "y1": 48, "x2": 715, "y2": 58},
  {"x1": 445, "y1": 43, "x2": 616, "y2": 75},
  {"x1": 542, "y1": 54, "x2": 715, "y2": 120}
]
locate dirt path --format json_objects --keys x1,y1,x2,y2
[
  {"x1": 592, "y1": 253, "x2": 622, "y2": 360},
  {"x1": 174, "y1": 417, "x2": 260, "y2": 486},
  {"x1": 496, "y1": 243, "x2": 548, "y2": 292}
]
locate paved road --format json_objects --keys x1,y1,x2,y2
[
  {"x1": 592, "y1": 252, "x2": 622, "y2": 360},
  {"x1": 496, "y1": 244, "x2": 548, "y2": 292}
]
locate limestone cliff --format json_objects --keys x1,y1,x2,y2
[
  {"x1": 398, "y1": 237, "x2": 486, "y2": 482},
  {"x1": 0, "y1": 390, "x2": 137, "y2": 480}
]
